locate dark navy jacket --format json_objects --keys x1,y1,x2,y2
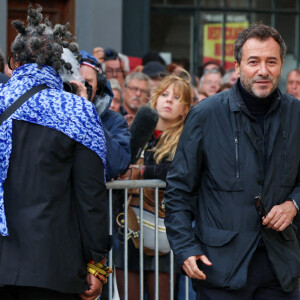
[
  {"x1": 164, "y1": 82, "x2": 300, "y2": 292},
  {"x1": 93, "y1": 83, "x2": 131, "y2": 180}
]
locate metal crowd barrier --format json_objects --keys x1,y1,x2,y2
[{"x1": 105, "y1": 179, "x2": 193, "y2": 300}]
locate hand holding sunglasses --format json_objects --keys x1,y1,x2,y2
[{"x1": 255, "y1": 195, "x2": 267, "y2": 220}]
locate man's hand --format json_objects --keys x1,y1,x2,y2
[
  {"x1": 182, "y1": 255, "x2": 212, "y2": 280},
  {"x1": 262, "y1": 200, "x2": 298, "y2": 231},
  {"x1": 69, "y1": 80, "x2": 88, "y2": 99},
  {"x1": 79, "y1": 273, "x2": 103, "y2": 300}
]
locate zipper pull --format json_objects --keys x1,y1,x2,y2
[{"x1": 234, "y1": 133, "x2": 240, "y2": 179}]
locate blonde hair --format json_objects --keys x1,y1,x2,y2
[{"x1": 149, "y1": 74, "x2": 192, "y2": 164}]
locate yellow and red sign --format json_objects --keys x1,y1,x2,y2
[{"x1": 203, "y1": 22, "x2": 249, "y2": 69}]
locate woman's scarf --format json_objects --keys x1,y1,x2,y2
[{"x1": 0, "y1": 64, "x2": 106, "y2": 236}]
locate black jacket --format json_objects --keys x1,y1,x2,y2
[
  {"x1": 1, "y1": 120, "x2": 111, "y2": 293},
  {"x1": 143, "y1": 134, "x2": 171, "y2": 181},
  {"x1": 164, "y1": 82, "x2": 300, "y2": 292}
]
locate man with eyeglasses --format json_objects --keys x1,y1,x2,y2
[
  {"x1": 121, "y1": 72, "x2": 151, "y2": 125},
  {"x1": 103, "y1": 48, "x2": 127, "y2": 87}
]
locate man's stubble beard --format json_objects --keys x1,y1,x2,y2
[{"x1": 240, "y1": 72, "x2": 281, "y2": 98}]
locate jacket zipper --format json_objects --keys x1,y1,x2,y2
[
  {"x1": 282, "y1": 130, "x2": 287, "y2": 168},
  {"x1": 234, "y1": 134, "x2": 240, "y2": 178}
]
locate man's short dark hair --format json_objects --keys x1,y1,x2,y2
[
  {"x1": 234, "y1": 22, "x2": 287, "y2": 64},
  {"x1": 10, "y1": 4, "x2": 78, "y2": 72},
  {"x1": 104, "y1": 48, "x2": 119, "y2": 61}
]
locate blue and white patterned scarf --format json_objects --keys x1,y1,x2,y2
[{"x1": 0, "y1": 63, "x2": 106, "y2": 236}]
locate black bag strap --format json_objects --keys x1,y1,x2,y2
[{"x1": 0, "y1": 84, "x2": 49, "y2": 126}]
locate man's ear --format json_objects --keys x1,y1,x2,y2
[{"x1": 234, "y1": 60, "x2": 240, "y2": 78}]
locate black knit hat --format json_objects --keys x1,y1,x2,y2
[{"x1": 142, "y1": 61, "x2": 167, "y2": 79}]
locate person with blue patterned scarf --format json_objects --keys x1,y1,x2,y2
[{"x1": 0, "y1": 4, "x2": 111, "y2": 300}]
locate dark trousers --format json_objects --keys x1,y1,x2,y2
[
  {"x1": 196, "y1": 247, "x2": 299, "y2": 300},
  {"x1": 0, "y1": 285, "x2": 80, "y2": 300}
]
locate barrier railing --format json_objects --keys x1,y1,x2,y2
[{"x1": 105, "y1": 179, "x2": 193, "y2": 300}]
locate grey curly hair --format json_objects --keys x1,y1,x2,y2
[{"x1": 10, "y1": 4, "x2": 79, "y2": 72}]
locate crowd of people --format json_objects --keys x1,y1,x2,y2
[{"x1": 1, "y1": 3, "x2": 300, "y2": 300}]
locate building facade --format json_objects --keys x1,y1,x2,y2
[{"x1": 1, "y1": 0, "x2": 300, "y2": 88}]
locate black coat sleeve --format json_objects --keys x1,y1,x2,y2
[
  {"x1": 143, "y1": 156, "x2": 171, "y2": 181},
  {"x1": 164, "y1": 107, "x2": 204, "y2": 267},
  {"x1": 72, "y1": 142, "x2": 112, "y2": 262},
  {"x1": 102, "y1": 110, "x2": 131, "y2": 180},
  {"x1": 142, "y1": 135, "x2": 171, "y2": 181}
]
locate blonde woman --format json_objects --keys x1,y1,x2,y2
[{"x1": 115, "y1": 74, "x2": 192, "y2": 300}]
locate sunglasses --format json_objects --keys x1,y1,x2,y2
[{"x1": 255, "y1": 195, "x2": 267, "y2": 219}]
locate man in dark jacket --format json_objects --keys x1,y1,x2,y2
[
  {"x1": 78, "y1": 51, "x2": 131, "y2": 180},
  {"x1": 0, "y1": 5, "x2": 111, "y2": 299},
  {"x1": 164, "y1": 23, "x2": 300, "y2": 299}
]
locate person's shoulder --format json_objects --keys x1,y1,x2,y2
[
  {"x1": 192, "y1": 90, "x2": 230, "y2": 115},
  {"x1": 281, "y1": 91, "x2": 300, "y2": 109},
  {"x1": 0, "y1": 72, "x2": 9, "y2": 84},
  {"x1": 104, "y1": 108, "x2": 124, "y2": 120},
  {"x1": 102, "y1": 108, "x2": 129, "y2": 128},
  {"x1": 47, "y1": 89, "x2": 98, "y2": 118}
]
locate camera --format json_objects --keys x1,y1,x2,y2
[
  {"x1": 63, "y1": 80, "x2": 93, "y2": 101},
  {"x1": 63, "y1": 81, "x2": 78, "y2": 94}
]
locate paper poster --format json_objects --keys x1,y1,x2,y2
[{"x1": 203, "y1": 22, "x2": 249, "y2": 69}]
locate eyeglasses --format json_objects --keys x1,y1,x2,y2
[
  {"x1": 105, "y1": 68, "x2": 124, "y2": 76},
  {"x1": 255, "y1": 195, "x2": 267, "y2": 219},
  {"x1": 203, "y1": 67, "x2": 220, "y2": 74},
  {"x1": 202, "y1": 80, "x2": 221, "y2": 86},
  {"x1": 126, "y1": 85, "x2": 148, "y2": 96}
]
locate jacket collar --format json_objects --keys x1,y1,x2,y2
[
  {"x1": 229, "y1": 79, "x2": 281, "y2": 115},
  {"x1": 229, "y1": 81, "x2": 243, "y2": 112}
]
